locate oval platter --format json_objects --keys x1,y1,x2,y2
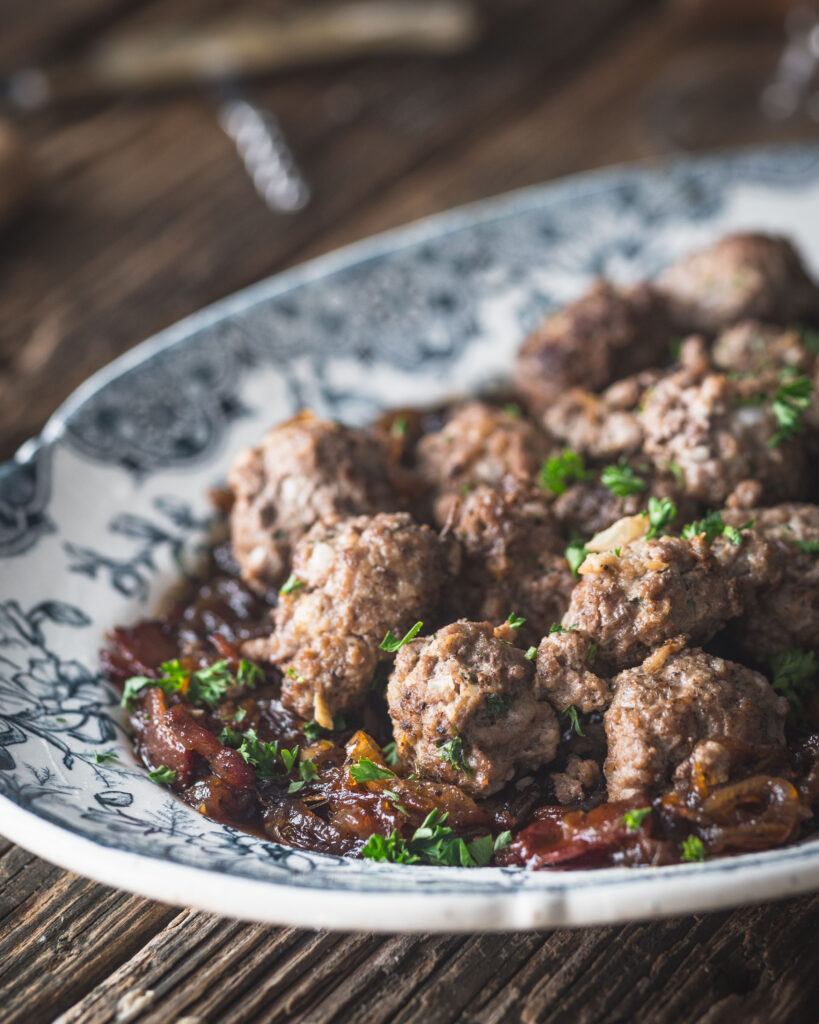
[{"x1": 3, "y1": 146, "x2": 819, "y2": 932}]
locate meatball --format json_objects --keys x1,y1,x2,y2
[
  {"x1": 515, "y1": 280, "x2": 672, "y2": 415},
  {"x1": 640, "y1": 367, "x2": 807, "y2": 507},
  {"x1": 604, "y1": 642, "x2": 788, "y2": 800},
  {"x1": 542, "y1": 387, "x2": 646, "y2": 462},
  {"x1": 417, "y1": 401, "x2": 551, "y2": 520},
  {"x1": 441, "y1": 484, "x2": 574, "y2": 644},
  {"x1": 243, "y1": 512, "x2": 455, "y2": 725},
  {"x1": 711, "y1": 321, "x2": 812, "y2": 378},
  {"x1": 656, "y1": 233, "x2": 819, "y2": 334},
  {"x1": 550, "y1": 755, "x2": 602, "y2": 805},
  {"x1": 722, "y1": 504, "x2": 819, "y2": 659},
  {"x1": 386, "y1": 620, "x2": 560, "y2": 797},
  {"x1": 535, "y1": 628, "x2": 612, "y2": 714},
  {"x1": 564, "y1": 534, "x2": 747, "y2": 672},
  {"x1": 228, "y1": 412, "x2": 396, "y2": 593}
]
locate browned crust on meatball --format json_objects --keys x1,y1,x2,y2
[
  {"x1": 604, "y1": 643, "x2": 788, "y2": 800},
  {"x1": 387, "y1": 620, "x2": 560, "y2": 797}
]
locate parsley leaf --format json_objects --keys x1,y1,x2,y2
[
  {"x1": 379, "y1": 621, "x2": 423, "y2": 653},
  {"x1": 350, "y1": 758, "x2": 395, "y2": 783},
  {"x1": 769, "y1": 648, "x2": 818, "y2": 726},
  {"x1": 622, "y1": 807, "x2": 651, "y2": 831},
  {"x1": 219, "y1": 725, "x2": 243, "y2": 747},
  {"x1": 186, "y1": 660, "x2": 236, "y2": 708},
  {"x1": 796, "y1": 538, "x2": 819, "y2": 556},
  {"x1": 122, "y1": 658, "x2": 255, "y2": 711},
  {"x1": 466, "y1": 835, "x2": 494, "y2": 867},
  {"x1": 565, "y1": 541, "x2": 589, "y2": 577},
  {"x1": 540, "y1": 449, "x2": 589, "y2": 495},
  {"x1": 301, "y1": 713, "x2": 347, "y2": 742},
  {"x1": 770, "y1": 371, "x2": 812, "y2": 447},
  {"x1": 238, "y1": 729, "x2": 282, "y2": 780},
  {"x1": 288, "y1": 759, "x2": 318, "y2": 793},
  {"x1": 549, "y1": 622, "x2": 575, "y2": 635},
  {"x1": 679, "y1": 835, "x2": 706, "y2": 862},
  {"x1": 562, "y1": 705, "x2": 584, "y2": 737},
  {"x1": 382, "y1": 741, "x2": 399, "y2": 766},
  {"x1": 507, "y1": 611, "x2": 525, "y2": 631},
  {"x1": 645, "y1": 496, "x2": 677, "y2": 539},
  {"x1": 681, "y1": 509, "x2": 725, "y2": 543},
  {"x1": 485, "y1": 693, "x2": 514, "y2": 723},
  {"x1": 237, "y1": 660, "x2": 264, "y2": 689},
  {"x1": 494, "y1": 830, "x2": 513, "y2": 852},
  {"x1": 390, "y1": 416, "x2": 408, "y2": 438},
  {"x1": 94, "y1": 750, "x2": 119, "y2": 764},
  {"x1": 437, "y1": 735, "x2": 473, "y2": 774},
  {"x1": 149, "y1": 765, "x2": 176, "y2": 785},
  {"x1": 279, "y1": 573, "x2": 305, "y2": 595},
  {"x1": 524, "y1": 646, "x2": 538, "y2": 661},
  {"x1": 601, "y1": 462, "x2": 647, "y2": 497}
]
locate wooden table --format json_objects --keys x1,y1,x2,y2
[{"x1": 3, "y1": 2, "x2": 819, "y2": 1021}]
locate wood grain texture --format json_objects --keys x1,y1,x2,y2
[{"x1": 3, "y1": 2, "x2": 819, "y2": 1023}]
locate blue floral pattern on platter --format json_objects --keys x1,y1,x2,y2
[{"x1": 4, "y1": 146, "x2": 819, "y2": 922}]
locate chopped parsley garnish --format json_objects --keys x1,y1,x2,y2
[
  {"x1": 121, "y1": 657, "x2": 261, "y2": 711},
  {"x1": 769, "y1": 648, "x2": 818, "y2": 726},
  {"x1": 562, "y1": 705, "x2": 584, "y2": 737},
  {"x1": 361, "y1": 810, "x2": 500, "y2": 868},
  {"x1": 494, "y1": 830, "x2": 513, "y2": 852},
  {"x1": 681, "y1": 510, "x2": 754, "y2": 546},
  {"x1": 796, "y1": 538, "x2": 819, "y2": 556},
  {"x1": 279, "y1": 573, "x2": 305, "y2": 595},
  {"x1": 94, "y1": 750, "x2": 119, "y2": 765},
  {"x1": 679, "y1": 835, "x2": 706, "y2": 862},
  {"x1": 382, "y1": 789, "x2": 409, "y2": 815},
  {"x1": 601, "y1": 461, "x2": 647, "y2": 497},
  {"x1": 234, "y1": 707, "x2": 247, "y2": 723},
  {"x1": 588, "y1": 642, "x2": 599, "y2": 662},
  {"x1": 390, "y1": 416, "x2": 408, "y2": 438},
  {"x1": 350, "y1": 758, "x2": 395, "y2": 783},
  {"x1": 286, "y1": 667, "x2": 306, "y2": 685},
  {"x1": 507, "y1": 611, "x2": 525, "y2": 631},
  {"x1": 437, "y1": 735, "x2": 473, "y2": 774},
  {"x1": 503, "y1": 402, "x2": 522, "y2": 418},
  {"x1": 149, "y1": 765, "x2": 176, "y2": 785},
  {"x1": 540, "y1": 449, "x2": 589, "y2": 495},
  {"x1": 379, "y1": 621, "x2": 423, "y2": 653},
  {"x1": 645, "y1": 496, "x2": 676, "y2": 539},
  {"x1": 288, "y1": 759, "x2": 318, "y2": 793},
  {"x1": 549, "y1": 622, "x2": 575, "y2": 635},
  {"x1": 770, "y1": 370, "x2": 812, "y2": 447},
  {"x1": 622, "y1": 807, "x2": 651, "y2": 831},
  {"x1": 485, "y1": 693, "x2": 514, "y2": 723},
  {"x1": 280, "y1": 746, "x2": 300, "y2": 773},
  {"x1": 524, "y1": 646, "x2": 538, "y2": 661},
  {"x1": 382, "y1": 741, "x2": 399, "y2": 766},
  {"x1": 665, "y1": 461, "x2": 686, "y2": 490},
  {"x1": 238, "y1": 729, "x2": 285, "y2": 781},
  {"x1": 565, "y1": 541, "x2": 589, "y2": 577},
  {"x1": 219, "y1": 725, "x2": 242, "y2": 747}
]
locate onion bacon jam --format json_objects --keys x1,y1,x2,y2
[{"x1": 103, "y1": 232, "x2": 819, "y2": 869}]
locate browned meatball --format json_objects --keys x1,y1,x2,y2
[
  {"x1": 656, "y1": 233, "x2": 819, "y2": 334},
  {"x1": 722, "y1": 504, "x2": 819, "y2": 659},
  {"x1": 417, "y1": 401, "x2": 551, "y2": 519},
  {"x1": 549, "y1": 755, "x2": 601, "y2": 805},
  {"x1": 640, "y1": 367, "x2": 807, "y2": 507},
  {"x1": 535, "y1": 628, "x2": 611, "y2": 714},
  {"x1": 441, "y1": 484, "x2": 574, "y2": 644},
  {"x1": 564, "y1": 534, "x2": 748, "y2": 672},
  {"x1": 228, "y1": 412, "x2": 397, "y2": 593},
  {"x1": 386, "y1": 620, "x2": 560, "y2": 797},
  {"x1": 604, "y1": 642, "x2": 788, "y2": 800},
  {"x1": 515, "y1": 280, "x2": 672, "y2": 415},
  {"x1": 243, "y1": 512, "x2": 456, "y2": 725},
  {"x1": 542, "y1": 387, "x2": 646, "y2": 462},
  {"x1": 712, "y1": 321, "x2": 812, "y2": 378}
]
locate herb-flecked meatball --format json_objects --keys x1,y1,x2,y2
[
  {"x1": 656, "y1": 232, "x2": 819, "y2": 334},
  {"x1": 386, "y1": 620, "x2": 560, "y2": 797},
  {"x1": 604, "y1": 642, "x2": 788, "y2": 800},
  {"x1": 243, "y1": 512, "x2": 456, "y2": 726},
  {"x1": 535, "y1": 628, "x2": 612, "y2": 714},
  {"x1": 440, "y1": 484, "x2": 574, "y2": 644},
  {"x1": 228, "y1": 412, "x2": 397, "y2": 593},
  {"x1": 417, "y1": 401, "x2": 551, "y2": 520},
  {"x1": 514, "y1": 280, "x2": 672, "y2": 415}
]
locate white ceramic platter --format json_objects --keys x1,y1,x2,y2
[{"x1": 3, "y1": 147, "x2": 819, "y2": 931}]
